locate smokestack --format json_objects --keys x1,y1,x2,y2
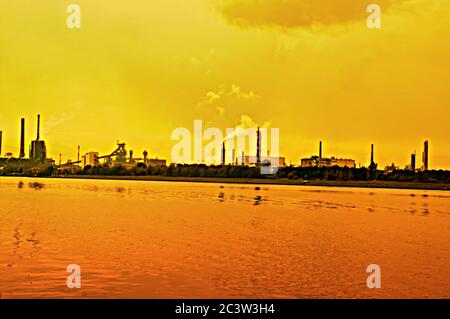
[
  {"x1": 319, "y1": 141, "x2": 322, "y2": 158},
  {"x1": 411, "y1": 152, "x2": 416, "y2": 172},
  {"x1": 232, "y1": 149, "x2": 235, "y2": 166},
  {"x1": 37, "y1": 114, "x2": 40, "y2": 140},
  {"x1": 423, "y1": 141, "x2": 429, "y2": 171},
  {"x1": 0, "y1": 131, "x2": 2, "y2": 156},
  {"x1": 20, "y1": 118, "x2": 25, "y2": 158},
  {"x1": 222, "y1": 142, "x2": 226, "y2": 165},
  {"x1": 256, "y1": 127, "x2": 261, "y2": 165},
  {"x1": 129, "y1": 150, "x2": 133, "y2": 164},
  {"x1": 77, "y1": 145, "x2": 80, "y2": 165},
  {"x1": 371, "y1": 144, "x2": 374, "y2": 165}
]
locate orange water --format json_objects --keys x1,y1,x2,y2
[{"x1": 0, "y1": 177, "x2": 449, "y2": 298}]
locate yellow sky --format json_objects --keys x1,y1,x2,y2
[{"x1": 0, "y1": 0, "x2": 449, "y2": 168}]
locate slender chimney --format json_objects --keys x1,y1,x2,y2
[
  {"x1": 20, "y1": 118, "x2": 25, "y2": 158},
  {"x1": 256, "y1": 127, "x2": 261, "y2": 165},
  {"x1": 423, "y1": 141, "x2": 429, "y2": 171},
  {"x1": 77, "y1": 145, "x2": 80, "y2": 165},
  {"x1": 0, "y1": 131, "x2": 2, "y2": 156},
  {"x1": 232, "y1": 149, "x2": 235, "y2": 166},
  {"x1": 37, "y1": 114, "x2": 41, "y2": 140},
  {"x1": 319, "y1": 141, "x2": 322, "y2": 158},
  {"x1": 371, "y1": 144, "x2": 374, "y2": 165},
  {"x1": 222, "y1": 142, "x2": 226, "y2": 165},
  {"x1": 129, "y1": 150, "x2": 133, "y2": 164},
  {"x1": 411, "y1": 152, "x2": 416, "y2": 172}
]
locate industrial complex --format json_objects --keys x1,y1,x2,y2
[
  {"x1": 0, "y1": 115, "x2": 166, "y2": 175},
  {"x1": 0, "y1": 114, "x2": 433, "y2": 176},
  {"x1": 300, "y1": 140, "x2": 430, "y2": 173}
]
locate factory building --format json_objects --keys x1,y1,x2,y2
[
  {"x1": 29, "y1": 114, "x2": 47, "y2": 164},
  {"x1": 301, "y1": 156, "x2": 355, "y2": 168},
  {"x1": 301, "y1": 141, "x2": 356, "y2": 168},
  {"x1": 384, "y1": 163, "x2": 399, "y2": 173},
  {"x1": 243, "y1": 155, "x2": 286, "y2": 167},
  {"x1": 146, "y1": 158, "x2": 167, "y2": 167},
  {"x1": 82, "y1": 152, "x2": 99, "y2": 167}
]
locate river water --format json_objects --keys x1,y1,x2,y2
[{"x1": 0, "y1": 177, "x2": 449, "y2": 298}]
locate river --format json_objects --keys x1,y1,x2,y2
[{"x1": 0, "y1": 177, "x2": 449, "y2": 298}]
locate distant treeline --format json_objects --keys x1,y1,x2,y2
[
  {"x1": 2, "y1": 163, "x2": 449, "y2": 183},
  {"x1": 72, "y1": 164, "x2": 450, "y2": 183}
]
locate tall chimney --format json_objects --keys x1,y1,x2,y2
[
  {"x1": 371, "y1": 144, "x2": 374, "y2": 166},
  {"x1": 256, "y1": 127, "x2": 261, "y2": 165},
  {"x1": 37, "y1": 114, "x2": 40, "y2": 140},
  {"x1": 319, "y1": 141, "x2": 322, "y2": 158},
  {"x1": 77, "y1": 145, "x2": 80, "y2": 165},
  {"x1": 221, "y1": 142, "x2": 226, "y2": 165},
  {"x1": 0, "y1": 131, "x2": 2, "y2": 156},
  {"x1": 20, "y1": 118, "x2": 25, "y2": 158},
  {"x1": 411, "y1": 152, "x2": 416, "y2": 172},
  {"x1": 423, "y1": 141, "x2": 429, "y2": 171},
  {"x1": 129, "y1": 150, "x2": 133, "y2": 164}
]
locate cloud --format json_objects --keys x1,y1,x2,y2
[
  {"x1": 43, "y1": 112, "x2": 76, "y2": 136},
  {"x1": 224, "y1": 115, "x2": 271, "y2": 141},
  {"x1": 197, "y1": 84, "x2": 259, "y2": 117},
  {"x1": 230, "y1": 84, "x2": 259, "y2": 100},
  {"x1": 220, "y1": 0, "x2": 404, "y2": 29}
]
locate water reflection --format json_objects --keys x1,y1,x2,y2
[
  {"x1": 0, "y1": 177, "x2": 449, "y2": 298},
  {"x1": 253, "y1": 195, "x2": 262, "y2": 206}
]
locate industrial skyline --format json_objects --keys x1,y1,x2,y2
[{"x1": 0, "y1": 114, "x2": 437, "y2": 172}]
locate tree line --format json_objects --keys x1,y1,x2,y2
[{"x1": 72, "y1": 164, "x2": 450, "y2": 183}]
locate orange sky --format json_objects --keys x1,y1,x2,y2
[{"x1": 0, "y1": 0, "x2": 449, "y2": 168}]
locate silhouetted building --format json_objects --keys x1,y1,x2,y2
[
  {"x1": 301, "y1": 141, "x2": 355, "y2": 168},
  {"x1": 244, "y1": 155, "x2": 285, "y2": 167},
  {"x1": 143, "y1": 150, "x2": 148, "y2": 165},
  {"x1": 29, "y1": 115, "x2": 47, "y2": 163},
  {"x1": 301, "y1": 156, "x2": 355, "y2": 168},
  {"x1": 411, "y1": 152, "x2": 416, "y2": 171},
  {"x1": 83, "y1": 152, "x2": 99, "y2": 167},
  {"x1": 147, "y1": 158, "x2": 166, "y2": 167},
  {"x1": 384, "y1": 163, "x2": 399, "y2": 173}
]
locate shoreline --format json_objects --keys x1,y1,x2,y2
[{"x1": 28, "y1": 175, "x2": 450, "y2": 191}]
